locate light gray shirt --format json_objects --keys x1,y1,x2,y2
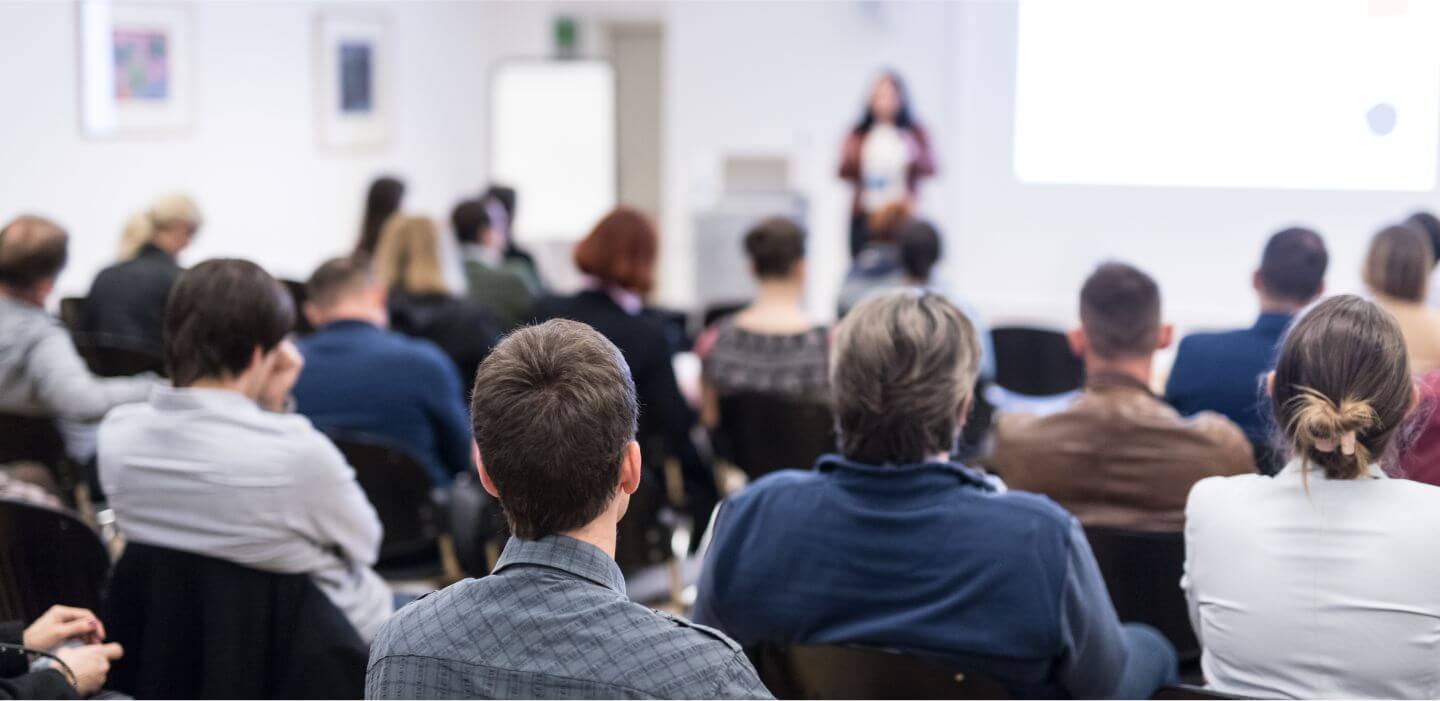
[
  {"x1": 99, "y1": 386, "x2": 392, "y2": 641},
  {"x1": 0, "y1": 296, "x2": 152, "y2": 421}
]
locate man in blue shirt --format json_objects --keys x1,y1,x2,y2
[
  {"x1": 1165, "y1": 228, "x2": 1328, "y2": 473},
  {"x1": 694, "y1": 290, "x2": 1177, "y2": 699},
  {"x1": 293, "y1": 257, "x2": 471, "y2": 487}
]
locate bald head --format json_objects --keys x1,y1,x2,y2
[{"x1": 0, "y1": 216, "x2": 68, "y2": 300}]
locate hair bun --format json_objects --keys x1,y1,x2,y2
[{"x1": 1286, "y1": 386, "x2": 1380, "y2": 452}]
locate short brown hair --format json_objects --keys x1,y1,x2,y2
[
  {"x1": 470, "y1": 319, "x2": 638, "y2": 539},
  {"x1": 0, "y1": 216, "x2": 68, "y2": 289},
  {"x1": 1258, "y1": 227, "x2": 1328, "y2": 304},
  {"x1": 1272, "y1": 295, "x2": 1412, "y2": 480},
  {"x1": 306, "y1": 256, "x2": 376, "y2": 310},
  {"x1": 743, "y1": 217, "x2": 805, "y2": 279},
  {"x1": 831, "y1": 290, "x2": 980, "y2": 465},
  {"x1": 165, "y1": 259, "x2": 295, "y2": 386},
  {"x1": 573, "y1": 207, "x2": 658, "y2": 295},
  {"x1": 1080, "y1": 262, "x2": 1161, "y2": 359},
  {"x1": 1364, "y1": 225, "x2": 1432, "y2": 303}
]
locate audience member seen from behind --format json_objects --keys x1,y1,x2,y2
[
  {"x1": 1184, "y1": 295, "x2": 1440, "y2": 698},
  {"x1": 482, "y1": 184, "x2": 544, "y2": 295},
  {"x1": 533, "y1": 207, "x2": 718, "y2": 543},
  {"x1": 1165, "y1": 228, "x2": 1328, "y2": 474},
  {"x1": 894, "y1": 218, "x2": 995, "y2": 381},
  {"x1": 693, "y1": 290, "x2": 1178, "y2": 699},
  {"x1": 1, "y1": 605, "x2": 123, "y2": 700},
  {"x1": 450, "y1": 199, "x2": 534, "y2": 331},
  {"x1": 83, "y1": 194, "x2": 202, "y2": 356},
  {"x1": 0, "y1": 216, "x2": 152, "y2": 423},
  {"x1": 292, "y1": 257, "x2": 472, "y2": 488},
  {"x1": 1364, "y1": 224, "x2": 1440, "y2": 374},
  {"x1": 1405, "y1": 210, "x2": 1440, "y2": 308},
  {"x1": 838, "y1": 71, "x2": 936, "y2": 257},
  {"x1": 990, "y1": 262, "x2": 1254, "y2": 531},
  {"x1": 373, "y1": 215, "x2": 501, "y2": 386},
  {"x1": 836, "y1": 200, "x2": 914, "y2": 316},
  {"x1": 99, "y1": 259, "x2": 392, "y2": 642},
  {"x1": 697, "y1": 217, "x2": 829, "y2": 429},
  {"x1": 355, "y1": 175, "x2": 405, "y2": 257},
  {"x1": 367, "y1": 320, "x2": 772, "y2": 700}
]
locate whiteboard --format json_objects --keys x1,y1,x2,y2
[{"x1": 491, "y1": 60, "x2": 617, "y2": 243}]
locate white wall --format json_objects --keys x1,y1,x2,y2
[{"x1": 0, "y1": 0, "x2": 518, "y2": 298}]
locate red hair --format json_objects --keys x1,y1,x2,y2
[{"x1": 573, "y1": 207, "x2": 658, "y2": 295}]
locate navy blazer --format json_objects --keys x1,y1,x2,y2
[{"x1": 1165, "y1": 313, "x2": 1292, "y2": 450}]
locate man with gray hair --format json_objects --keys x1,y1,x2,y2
[{"x1": 693, "y1": 290, "x2": 1177, "y2": 699}]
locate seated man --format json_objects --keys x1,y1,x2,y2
[
  {"x1": 990, "y1": 262, "x2": 1254, "y2": 531},
  {"x1": 368, "y1": 320, "x2": 771, "y2": 700},
  {"x1": 452, "y1": 199, "x2": 534, "y2": 331},
  {"x1": 0, "y1": 216, "x2": 151, "y2": 422},
  {"x1": 293, "y1": 256, "x2": 471, "y2": 488},
  {"x1": 99, "y1": 259, "x2": 392, "y2": 642},
  {"x1": 1165, "y1": 228, "x2": 1327, "y2": 473},
  {"x1": 694, "y1": 291, "x2": 1177, "y2": 699}
]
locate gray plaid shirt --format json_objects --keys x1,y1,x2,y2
[{"x1": 366, "y1": 535, "x2": 773, "y2": 699}]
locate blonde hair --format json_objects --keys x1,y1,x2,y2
[
  {"x1": 372, "y1": 215, "x2": 449, "y2": 296},
  {"x1": 118, "y1": 193, "x2": 203, "y2": 261}
]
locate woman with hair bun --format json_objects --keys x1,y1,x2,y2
[{"x1": 1182, "y1": 294, "x2": 1440, "y2": 699}]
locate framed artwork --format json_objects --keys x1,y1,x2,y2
[
  {"x1": 78, "y1": 0, "x2": 193, "y2": 137},
  {"x1": 317, "y1": 13, "x2": 389, "y2": 148}
]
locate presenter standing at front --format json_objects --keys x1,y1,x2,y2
[{"x1": 839, "y1": 71, "x2": 936, "y2": 258}]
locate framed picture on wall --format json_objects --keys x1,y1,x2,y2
[
  {"x1": 316, "y1": 13, "x2": 389, "y2": 148},
  {"x1": 78, "y1": 0, "x2": 193, "y2": 137}
]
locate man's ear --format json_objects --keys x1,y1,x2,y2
[
  {"x1": 618, "y1": 440, "x2": 642, "y2": 496},
  {"x1": 303, "y1": 302, "x2": 322, "y2": 329},
  {"x1": 1157, "y1": 323, "x2": 1174, "y2": 351},
  {"x1": 955, "y1": 393, "x2": 973, "y2": 431},
  {"x1": 1264, "y1": 371, "x2": 1275, "y2": 398},
  {"x1": 1252, "y1": 270, "x2": 1264, "y2": 295},
  {"x1": 475, "y1": 441, "x2": 500, "y2": 498},
  {"x1": 1066, "y1": 328, "x2": 1087, "y2": 357}
]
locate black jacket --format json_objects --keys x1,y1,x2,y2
[
  {"x1": 532, "y1": 291, "x2": 717, "y2": 526},
  {"x1": 0, "y1": 621, "x2": 76, "y2": 700},
  {"x1": 388, "y1": 290, "x2": 501, "y2": 388},
  {"x1": 82, "y1": 245, "x2": 181, "y2": 355}
]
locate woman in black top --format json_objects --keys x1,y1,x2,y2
[{"x1": 532, "y1": 207, "x2": 717, "y2": 544}]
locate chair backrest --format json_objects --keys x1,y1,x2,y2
[
  {"x1": 1083, "y1": 526, "x2": 1199, "y2": 661},
  {"x1": 105, "y1": 542, "x2": 366, "y2": 699},
  {"x1": 0, "y1": 497, "x2": 110, "y2": 623},
  {"x1": 717, "y1": 392, "x2": 834, "y2": 480},
  {"x1": 280, "y1": 279, "x2": 314, "y2": 334},
  {"x1": 58, "y1": 296, "x2": 86, "y2": 334},
  {"x1": 990, "y1": 326, "x2": 1084, "y2": 397},
  {"x1": 0, "y1": 412, "x2": 66, "y2": 471},
  {"x1": 1151, "y1": 683, "x2": 1253, "y2": 700},
  {"x1": 325, "y1": 432, "x2": 440, "y2": 563},
  {"x1": 750, "y1": 643, "x2": 1012, "y2": 700},
  {"x1": 75, "y1": 340, "x2": 166, "y2": 378}
]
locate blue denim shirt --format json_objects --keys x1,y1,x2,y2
[
  {"x1": 367, "y1": 535, "x2": 772, "y2": 700},
  {"x1": 693, "y1": 455, "x2": 1137, "y2": 698}
]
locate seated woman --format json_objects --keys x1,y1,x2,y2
[
  {"x1": 698, "y1": 217, "x2": 829, "y2": 429},
  {"x1": 1364, "y1": 224, "x2": 1440, "y2": 374},
  {"x1": 1184, "y1": 294, "x2": 1440, "y2": 699},
  {"x1": 532, "y1": 207, "x2": 717, "y2": 542},
  {"x1": 373, "y1": 215, "x2": 500, "y2": 386}
]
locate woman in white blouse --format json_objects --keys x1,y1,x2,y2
[{"x1": 1184, "y1": 294, "x2": 1440, "y2": 699}]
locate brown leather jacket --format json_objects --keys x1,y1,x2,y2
[{"x1": 988, "y1": 372, "x2": 1255, "y2": 532}]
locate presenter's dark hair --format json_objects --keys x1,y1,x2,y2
[
  {"x1": 853, "y1": 70, "x2": 914, "y2": 134},
  {"x1": 1258, "y1": 227, "x2": 1328, "y2": 304},
  {"x1": 744, "y1": 217, "x2": 806, "y2": 279},
  {"x1": 1080, "y1": 262, "x2": 1161, "y2": 359},
  {"x1": 356, "y1": 176, "x2": 405, "y2": 255},
  {"x1": 164, "y1": 259, "x2": 295, "y2": 386},
  {"x1": 470, "y1": 320, "x2": 638, "y2": 539}
]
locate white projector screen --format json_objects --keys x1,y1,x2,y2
[
  {"x1": 491, "y1": 60, "x2": 616, "y2": 243},
  {"x1": 1013, "y1": 0, "x2": 1440, "y2": 192}
]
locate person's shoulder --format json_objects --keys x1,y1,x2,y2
[
  {"x1": 371, "y1": 584, "x2": 472, "y2": 659},
  {"x1": 972, "y1": 485, "x2": 1077, "y2": 533},
  {"x1": 726, "y1": 468, "x2": 828, "y2": 508},
  {"x1": 1186, "y1": 471, "x2": 1264, "y2": 512}
]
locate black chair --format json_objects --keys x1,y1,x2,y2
[
  {"x1": 325, "y1": 432, "x2": 441, "y2": 565},
  {"x1": 716, "y1": 393, "x2": 834, "y2": 480},
  {"x1": 105, "y1": 542, "x2": 367, "y2": 699},
  {"x1": 58, "y1": 297, "x2": 85, "y2": 334},
  {"x1": 990, "y1": 326, "x2": 1084, "y2": 396},
  {"x1": 0, "y1": 413, "x2": 66, "y2": 472},
  {"x1": 1084, "y1": 526, "x2": 1199, "y2": 661},
  {"x1": 281, "y1": 279, "x2": 313, "y2": 334},
  {"x1": 748, "y1": 643, "x2": 1012, "y2": 700},
  {"x1": 1151, "y1": 684, "x2": 1254, "y2": 700},
  {"x1": 75, "y1": 340, "x2": 165, "y2": 378},
  {"x1": 0, "y1": 497, "x2": 110, "y2": 623}
]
